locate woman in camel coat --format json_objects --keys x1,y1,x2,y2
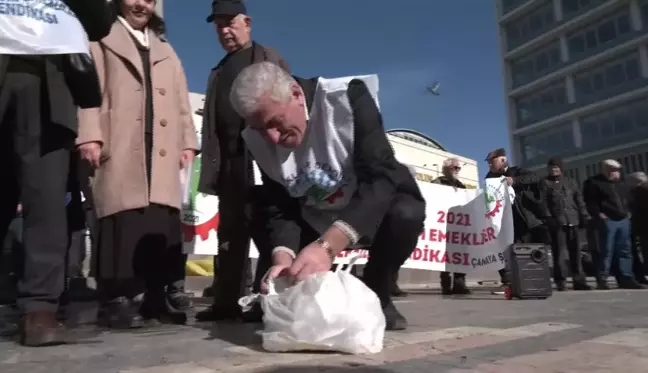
[{"x1": 77, "y1": 0, "x2": 199, "y2": 329}]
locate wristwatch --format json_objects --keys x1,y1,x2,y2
[{"x1": 315, "y1": 237, "x2": 336, "y2": 263}]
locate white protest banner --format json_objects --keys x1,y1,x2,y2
[
  {"x1": 182, "y1": 163, "x2": 514, "y2": 274},
  {"x1": 0, "y1": 0, "x2": 90, "y2": 55},
  {"x1": 334, "y1": 179, "x2": 514, "y2": 274}
]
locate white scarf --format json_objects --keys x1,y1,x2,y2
[{"x1": 118, "y1": 16, "x2": 149, "y2": 48}]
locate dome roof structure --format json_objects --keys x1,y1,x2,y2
[{"x1": 386, "y1": 129, "x2": 446, "y2": 151}]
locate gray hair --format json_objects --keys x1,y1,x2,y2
[
  {"x1": 442, "y1": 157, "x2": 460, "y2": 170},
  {"x1": 229, "y1": 62, "x2": 296, "y2": 119},
  {"x1": 602, "y1": 159, "x2": 622, "y2": 170}
]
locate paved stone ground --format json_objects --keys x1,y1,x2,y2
[{"x1": 1, "y1": 286, "x2": 647, "y2": 373}]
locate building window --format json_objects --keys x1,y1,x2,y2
[
  {"x1": 580, "y1": 99, "x2": 648, "y2": 150},
  {"x1": 515, "y1": 82, "x2": 568, "y2": 127},
  {"x1": 520, "y1": 123, "x2": 575, "y2": 165},
  {"x1": 562, "y1": 0, "x2": 608, "y2": 21},
  {"x1": 506, "y1": 1, "x2": 555, "y2": 50},
  {"x1": 511, "y1": 41, "x2": 562, "y2": 87},
  {"x1": 566, "y1": 8, "x2": 632, "y2": 62},
  {"x1": 573, "y1": 52, "x2": 642, "y2": 103},
  {"x1": 641, "y1": 0, "x2": 648, "y2": 27}
]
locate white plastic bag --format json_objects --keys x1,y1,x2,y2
[
  {"x1": 0, "y1": 1, "x2": 89, "y2": 55},
  {"x1": 239, "y1": 257, "x2": 385, "y2": 354}
]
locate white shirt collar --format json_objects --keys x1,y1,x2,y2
[{"x1": 118, "y1": 16, "x2": 149, "y2": 49}]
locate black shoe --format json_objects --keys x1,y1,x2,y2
[
  {"x1": 555, "y1": 281, "x2": 567, "y2": 292},
  {"x1": 440, "y1": 277, "x2": 452, "y2": 295},
  {"x1": 596, "y1": 280, "x2": 610, "y2": 290},
  {"x1": 635, "y1": 277, "x2": 648, "y2": 285},
  {"x1": 573, "y1": 281, "x2": 591, "y2": 291},
  {"x1": 140, "y1": 291, "x2": 187, "y2": 325},
  {"x1": 241, "y1": 302, "x2": 263, "y2": 323},
  {"x1": 383, "y1": 302, "x2": 407, "y2": 331},
  {"x1": 167, "y1": 290, "x2": 193, "y2": 312},
  {"x1": 97, "y1": 297, "x2": 144, "y2": 329},
  {"x1": 617, "y1": 277, "x2": 646, "y2": 290},
  {"x1": 451, "y1": 278, "x2": 471, "y2": 295}
]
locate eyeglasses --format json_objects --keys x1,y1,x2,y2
[{"x1": 452, "y1": 166, "x2": 461, "y2": 171}]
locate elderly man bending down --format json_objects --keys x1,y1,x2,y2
[{"x1": 229, "y1": 62, "x2": 426, "y2": 330}]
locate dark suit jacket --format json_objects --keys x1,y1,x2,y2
[
  {"x1": 258, "y1": 78, "x2": 424, "y2": 251},
  {"x1": 0, "y1": 0, "x2": 114, "y2": 133}
]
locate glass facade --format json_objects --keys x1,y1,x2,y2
[{"x1": 498, "y1": 0, "x2": 648, "y2": 176}]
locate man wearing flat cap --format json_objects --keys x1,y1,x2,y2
[
  {"x1": 583, "y1": 160, "x2": 643, "y2": 290},
  {"x1": 540, "y1": 157, "x2": 591, "y2": 291},
  {"x1": 485, "y1": 148, "x2": 549, "y2": 293},
  {"x1": 196, "y1": 0, "x2": 290, "y2": 322}
]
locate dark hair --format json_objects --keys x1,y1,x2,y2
[{"x1": 111, "y1": 0, "x2": 167, "y2": 36}]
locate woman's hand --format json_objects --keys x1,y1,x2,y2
[
  {"x1": 78, "y1": 141, "x2": 103, "y2": 169},
  {"x1": 180, "y1": 149, "x2": 195, "y2": 169}
]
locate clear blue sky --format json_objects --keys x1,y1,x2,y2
[{"x1": 164, "y1": 0, "x2": 508, "y2": 176}]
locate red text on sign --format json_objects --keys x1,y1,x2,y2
[{"x1": 437, "y1": 211, "x2": 472, "y2": 226}]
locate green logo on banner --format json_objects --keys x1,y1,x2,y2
[{"x1": 189, "y1": 156, "x2": 202, "y2": 209}]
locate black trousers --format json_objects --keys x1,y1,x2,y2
[
  {"x1": 0, "y1": 58, "x2": 74, "y2": 313},
  {"x1": 586, "y1": 220, "x2": 605, "y2": 280},
  {"x1": 256, "y1": 192, "x2": 425, "y2": 306},
  {"x1": 549, "y1": 225, "x2": 585, "y2": 283},
  {"x1": 212, "y1": 186, "x2": 273, "y2": 306}
]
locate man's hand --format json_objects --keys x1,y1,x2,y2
[
  {"x1": 260, "y1": 250, "x2": 295, "y2": 294},
  {"x1": 261, "y1": 264, "x2": 291, "y2": 294},
  {"x1": 599, "y1": 213, "x2": 608, "y2": 220},
  {"x1": 180, "y1": 149, "x2": 195, "y2": 169},
  {"x1": 288, "y1": 241, "x2": 333, "y2": 282},
  {"x1": 504, "y1": 177, "x2": 514, "y2": 186},
  {"x1": 78, "y1": 142, "x2": 102, "y2": 169}
]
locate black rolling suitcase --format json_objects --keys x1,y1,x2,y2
[{"x1": 506, "y1": 243, "x2": 552, "y2": 300}]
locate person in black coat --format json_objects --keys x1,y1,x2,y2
[
  {"x1": 195, "y1": 0, "x2": 290, "y2": 323},
  {"x1": 229, "y1": 62, "x2": 426, "y2": 331},
  {"x1": 628, "y1": 172, "x2": 648, "y2": 284},
  {"x1": 584, "y1": 160, "x2": 643, "y2": 290},
  {"x1": 540, "y1": 157, "x2": 591, "y2": 291},
  {"x1": 484, "y1": 148, "x2": 550, "y2": 294},
  {"x1": 433, "y1": 158, "x2": 471, "y2": 295},
  {"x1": 0, "y1": 0, "x2": 114, "y2": 346}
]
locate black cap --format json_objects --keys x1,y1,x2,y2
[
  {"x1": 547, "y1": 157, "x2": 563, "y2": 170},
  {"x1": 206, "y1": 0, "x2": 247, "y2": 23},
  {"x1": 485, "y1": 148, "x2": 506, "y2": 161}
]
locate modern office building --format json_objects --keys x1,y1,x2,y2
[
  {"x1": 496, "y1": 0, "x2": 648, "y2": 184},
  {"x1": 188, "y1": 92, "x2": 480, "y2": 188}
]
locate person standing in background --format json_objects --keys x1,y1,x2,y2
[
  {"x1": 540, "y1": 157, "x2": 591, "y2": 291},
  {"x1": 196, "y1": 0, "x2": 290, "y2": 323},
  {"x1": 484, "y1": 148, "x2": 550, "y2": 295},
  {"x1": 77, "y1": 0, "x2": 199, "y2": 329},
  {"x1": 583, "y1": 160, "x2": 643, "y2": 290},
  {"x1": 625, "y1": 171, "x2": 648, "y2": 284},
  {"x1": 433, "y1": 158, "x2": 471, "y2": 295},
  {"x1": 0, "y1": 0, "x2": 115, "y2": 346}
]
